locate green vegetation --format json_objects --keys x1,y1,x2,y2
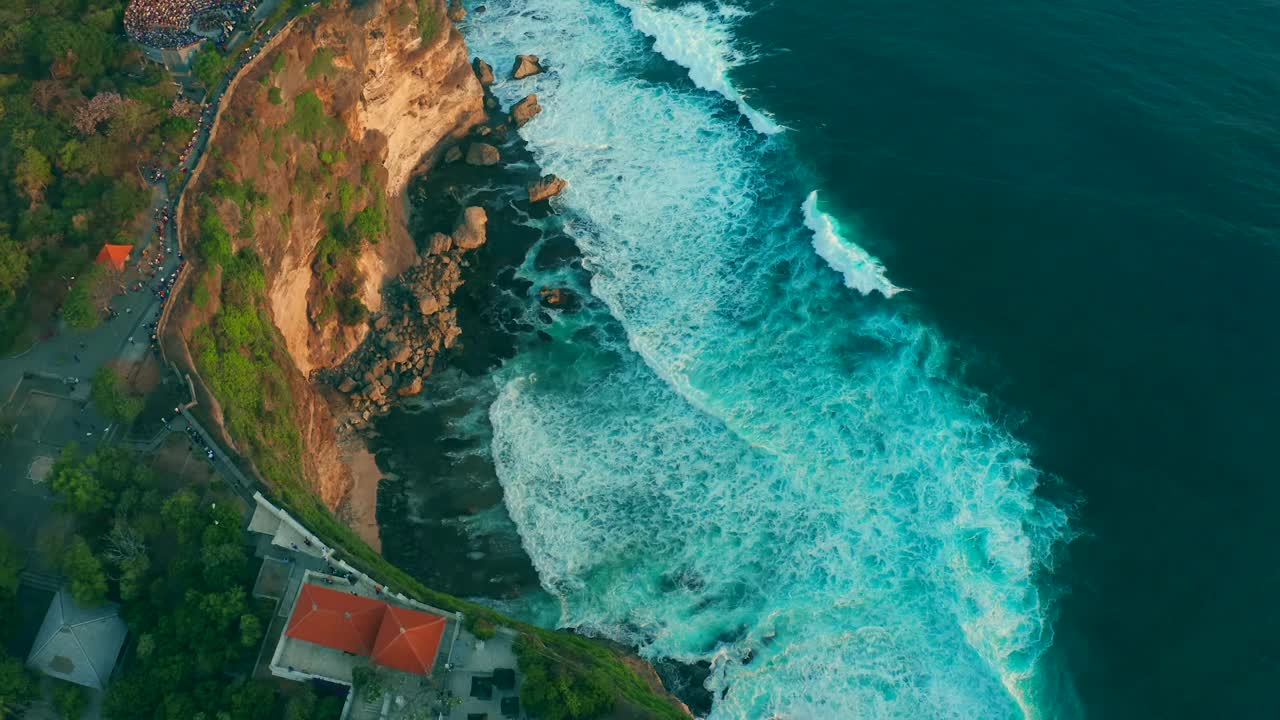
[
  {"x1": 305, "y1": 47, "x2": 339, "y2": 80},
  {"x1": 0, "y1": 655, "x2": 36, "y2": 719},
  {"x1": 0, "y1": 0, "x2": 198, "y2": 349},
  {"x1": 42, "y1": 446, "x2": 336, "y2": 720},
  {"x1": 63, "y1": 265, "x2": 108, "y2": 330},
  {"x1": 91, "y1": 366, "x2": 144, "y2": 425},
  {"x1": 269, "y1": 86, "x2": 284, "y2": 105},
  {"x1": 63, "y1": 535, "x2": 108, "y2": 606},
  {"x1": 51, "y1": 679, "x2": 89, "y2": 720},
  {"x1": 416, "y1": 0, "x2": 440, "y2": 42},
  {"x1": 287, "y1": 91, "x2": 340, "y2": 141},
  {"x1": 272, "y1": 53, "x2": 288, "y2": 75},
  {"x1": 192, "y1": 44, "x2": 229, "y2": 90},
  {"x1": 0, "y1": 531, "x2": 21, "y2": 600},
  {"x1": 190, "y1": 242, "x2": 304, "y2": 500}
]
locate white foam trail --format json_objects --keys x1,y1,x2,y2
[
  {"x1": 615, "y1": 0, "x2": 784, "y2": 135},
  {"x1": 803, "y1": 190, "x2": 903, "y2": 298}
]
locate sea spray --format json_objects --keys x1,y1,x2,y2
[
  {"x1": 464, "y1": 0, "x2": 1069, "y2": 716},
  {"x1": 803, "y1": 190, "x2": 904, "y2": 298},
  {"x1": 613, "y1": 0, "x2": 784, "y2": 134}
]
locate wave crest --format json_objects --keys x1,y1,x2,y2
[
  {"x1": 615, "y1": 0, "x2": 784, "y2": 134},
  {"x1": 803, "y1": 190, "x2": 904, "y2": 298}
]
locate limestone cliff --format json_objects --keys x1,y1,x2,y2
[{"x1": 176, "y1": 0, "x2": 483, "y2": 531}]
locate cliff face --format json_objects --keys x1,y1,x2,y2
[
  {"x1": 243, "y1": 0, "x2": 483, "y2": 375},
  {"x1": 180, "y1": 0, "x2": 483, "y2": 524}
]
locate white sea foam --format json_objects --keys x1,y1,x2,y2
[
  {"x1": 803, "y1": 190, "x2": 904, "y2": 298},
  {"x1": 614, "y1": 0, "x2": 784, "y2": 134},
  {"x1": 464, "y1": 1, "x2": 1068, "y2": 717}
]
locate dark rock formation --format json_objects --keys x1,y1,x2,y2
[
  {"x1": 512, "y1": 54, "x2": 543, "y2": 79},
  {"x1": 510, "y1": 94, "x2": 542, "y2": 128},
  {"x1": 539, "y1": 287, "x2": 578, "y2": 311},
  {"x1": 452, "y1": 206, "x2": 488, "y2": 250},
  {"x1": 528, "y1": 174, "x2": 567, "y2": 203},
  {"x1": 473, "y1": 58, "x2": 495, "y2": 87},
  {"x1": 447, "y1": 0, "x2": 466, "y2": 22},
  {"x1": 324, "y1": 208, "x2": 489, "y2": 423},
  {"x1": 466, "y1": 142, "x2": 500, "y2": 166}
]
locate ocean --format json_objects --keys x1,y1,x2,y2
[{"x1": 375, "y1": 0, "x2": 1280, "y2": 717}]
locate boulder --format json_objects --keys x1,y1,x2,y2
[
  {"x1": 338, "y1": 377, "x2": 358, "y2": 393},
  {"x1": 539, "y1": 287, "x2": 578, "y2": 310},
  {"x1": 452, "y1": 206, "x2": 488, "y2": 250},
  {"x1": 398, "y1": 376, "x2": 424, "y2": 397},
  {"x1": 472, "y1": 58, "x2": 495, "y2": 87},
  {"x1": 373, "y1": 315, "x2": 390, "y2": 331},
  {"x1": 444, "y1": 146, "x2": 462, "y2": 164},
  {"x1": 484, "y1": 96, "x2": 498, "y2": 110},
  {"x1": 391, "y1": 344, "x2": 413, "y2": 364},
  {"x1": 428, "y1": 232, "x2": 452, "y2": 255},
  {"x1": 512, "y1": 54, "x2": 543, "y2": 80},
  {"x1": 528, "y1": 174, "x2": 567, "y2": 203},
  {"x1": 447, "y1": 0, "x2": 466, "y2": 22},
  {"x1": 510, "y1": 94, "x2": 542, "y2": 128},
  {"x1": 465, "y1": 142, "x2": 500, "y2": 166}
]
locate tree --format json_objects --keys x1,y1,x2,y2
[
  {"x1": 50, "y1": 445, "x2": 112, "y2": 516},
  {"x1": 51, "y1": 679, "x2": 88, "y2": 720},
  {"x1": 62, "y1": 536, "x2": 107, "y2": 607},
  {"x1": 192, "y1": 45, "x2": 227, "y2": 90},
  {"x1": 0, "y1": 654, "x2": 35, "y2": 718},
  {"x1": 74, "y1": 92, "x2": 124, "y2": 134},
  {"x1": 0, "y1": 530, "x2": 22, "y2": 599},
  {"x1": 239, "y1": 614, "x2": 262, "y2": 648},
  {"x1": 161, "y1": 491, "x2": 201, "y2": 544},
  {"x1": 63, "y1": 267, "x2": 107, "y2": 330},
  {"x1": 91, "y1": 366, "x2": 144, "y2": 424},
  {"x1": 0, "y1": 236, "x2": 29, "y2": 307},
  {"x1": 15, "y1": 147, "x2": 52, "y2": 204}
]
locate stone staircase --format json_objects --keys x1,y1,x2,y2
[{"x1": 20, "y1": 571, "x2": 64, "y2": 593}]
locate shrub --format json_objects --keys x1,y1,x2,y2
[
  {"x1": 90, "y1": 366, "x2": 144, "y2": 425},
  {"x1": 268, "y1": 86, "x2": 283, "y2": 105},
  {"x1": 305, "y1": 48, "x2": 338, "y2": 80},
  {"x1": 287, "y1": 91, "x2": 339, "y2": 141},
  {"x1": 51, "y1": 680, "x2": 87, "y2": 720}
]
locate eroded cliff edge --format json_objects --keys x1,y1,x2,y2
[{"x1": 171, "y1": 0, "x2": 483, "y2": 544}]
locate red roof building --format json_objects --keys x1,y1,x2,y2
[
  {"x1": 371, "y1": 604, "x2": 449, "y2": 675},
  {"x1": 282, "y1": 582, "x2": 450, "y2": 676},
  {"x1": 95, "y1": 244, "x2": 133, "y2": 272},
  {"x1": 285, "y1": 584, "x2": 386, "y2": 656}
]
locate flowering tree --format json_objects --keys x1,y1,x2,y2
[{"x1": 73, "y1": 92, "x2": 124, "y2": 134}]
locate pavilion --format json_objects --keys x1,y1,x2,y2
[{"x1": 26, "y1": 590, "x2": 128, "y2": 690}]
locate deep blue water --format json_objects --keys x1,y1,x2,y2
[{"x1": 383, "y1": 1, "x2": 1280, "y2": 717}]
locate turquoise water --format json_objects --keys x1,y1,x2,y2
[{"x1": 461, "y1": 1, "x2": 1072, "y2": 716}]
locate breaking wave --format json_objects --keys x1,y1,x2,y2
[
  {"x1": 614, "y1": 0, "x2": 784, "y2": 134},
  {"x1": 803, "y1": 190, "x2": 904, "y2": 298},
  {"x1": 462, "y1": 0, "x2": 1070, "y2": 717}
]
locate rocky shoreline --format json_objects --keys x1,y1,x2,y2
[{"x1": 319, "y1": 54, "x2": 570, "y2": 432}]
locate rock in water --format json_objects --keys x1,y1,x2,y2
[
  {"x1": 510, "y1": 95, "x2": 542, "y2": 128},
  {"x1": 444, "y1": 146, "x2": 462, "y2": 164},
  {"x1": 512, "y1": 54, "x2": 543, "y2": 79},
  {"x1": 472, "y1": 58, "x2": 495, "y2": 87},
  {"x1": 398, "y1": 376, "x2": 425, "y2": 397},
  {"x1": 528, "y1": 174, "x2": 567, "y2": 202},
  {"x1": 539, "y1": 287, "x2": 575, "y2": 307},
  {"x1": 465, "y1": 142, "x2": 500, "y2": 166},
  {"x1": 447, "y1": 0, "x2": 466, "y2": 22},
  {"x1": 452, "y1": 207, "x2": 488, "y2": 250},
  {"x1": 428, "y1": 232, "x2": 453, "y2": 255}
]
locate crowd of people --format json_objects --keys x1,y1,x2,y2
[{"x1": 124, "y1": 0, "x2": 262, "y2": 48}]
